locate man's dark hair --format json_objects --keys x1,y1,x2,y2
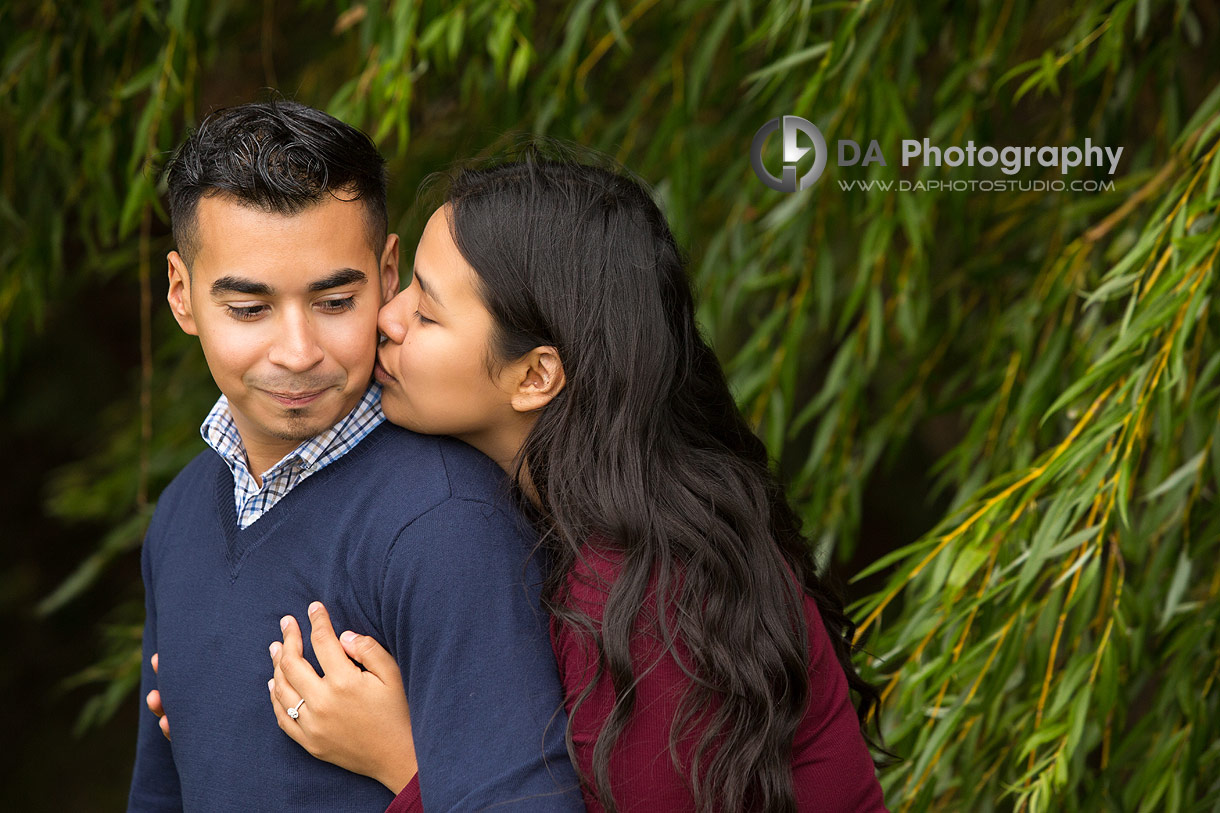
[{"x1": 166, "y1": 100, "x2": 388, "y2": 264}]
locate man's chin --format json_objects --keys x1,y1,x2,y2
[
  {"x1": 248, "y1": 403, "x2": 335, "y2": 442},
  {"x1": 262, "y1": 409, "x2": 341, "y2": 442},
  {"x1": 265, "y1": 425, "x2": 330, "y2": 443}
]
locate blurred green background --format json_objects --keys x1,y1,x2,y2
[{"x1": 3, "y1": 1, "x2": 1219, "y2": 810}]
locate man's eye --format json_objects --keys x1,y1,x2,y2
[
  {"x1": 319, "y1": 297, "x2": 357, "y2": 313},
  {"x1": 225, "y1": 304, "x2": 267, "y2": 320}
]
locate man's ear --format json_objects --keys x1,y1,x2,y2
[
  {"x1": 379, "y1": 234, "x2": 401, "y2": 305},
  {"x1": 509, "y1": 347, "x2": 566, "y2": 413},
  {"x1": 166, "y1": 251, "x2": 198, "y2": 336}
]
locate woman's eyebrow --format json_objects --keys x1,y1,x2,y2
[{"x1": 413, "y1": 266, "x2": 443, "y2": 307}]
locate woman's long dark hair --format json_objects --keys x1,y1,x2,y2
[{"x1": 434, "y1": 145, "x2": 888, "y2": 812}]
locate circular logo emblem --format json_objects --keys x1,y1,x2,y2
[{"x1": 750, "y1": 116, "x2": 827, "y2": 192}]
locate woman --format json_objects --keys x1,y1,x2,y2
[{"x1": 152, "y1": 151, "x2": 890, "y2": 812}]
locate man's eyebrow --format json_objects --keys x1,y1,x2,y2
[
  {"x1": 413, "y1": 266, "x2": 443, "y2": 307},
  {"x1": 308, "y1": 268, "x2": 368, "y2": 292},
  {"x1": 211, "y1": 276, "x2": 273, "y2": 297}
]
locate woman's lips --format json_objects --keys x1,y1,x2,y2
[
  {"x1": 264, "y1": 389, "x2": 327, "y2": 407},
  {"x1": 374, "y1": 353, "x2": 396, "y2": 384}
]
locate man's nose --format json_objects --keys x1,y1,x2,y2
[
  {"x1": 267, "y1": 311, "x2": 325, "y2": 372},
  {"x1": 378, "y1": 293, "x2": 408, "y2": 344}
]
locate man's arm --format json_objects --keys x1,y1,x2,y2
[
  {"x1": 379, "y1": 497, "x2": 582, "y2": 811},
  {"x1": 127, "y1": 532, "x2": 183, "y2": 812}
]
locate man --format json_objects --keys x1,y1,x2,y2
[{"x1": 127, "y1": 100, "x2": 580, "y2": 811}]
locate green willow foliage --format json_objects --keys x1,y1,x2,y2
[{"x1": 4, "y1": 0, "x2": 1218, "y2": 809}]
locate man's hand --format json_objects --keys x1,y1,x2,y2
[{"x1": 146, "y1": 652, "x2": 171, "y2": 741}]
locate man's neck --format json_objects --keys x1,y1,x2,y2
[{"x1": 242, "y1": 438, "x2": 304, "y2": 487}]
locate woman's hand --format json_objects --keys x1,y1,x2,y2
[
  {"x1": 146, "y1": 652, "x2": 170, "y2": 740},
  {"x1": 269, "y1": 601, "x2": 418, "y2": 795}
]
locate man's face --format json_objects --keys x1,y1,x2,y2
[{"x1": 167, "y1": 194, "x2": 399, "y2": 460}]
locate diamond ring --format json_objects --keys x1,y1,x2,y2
[{"x1": 287, "y1": 698, "x2": 306, "y2": 720}]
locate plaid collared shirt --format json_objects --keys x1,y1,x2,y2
[{"x1": 200, "y1": 383, "x2": 386, "y2": 529}]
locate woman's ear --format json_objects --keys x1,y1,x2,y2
[{"x1": 509, "y1": 347, "x2": 566, "y2": 413}]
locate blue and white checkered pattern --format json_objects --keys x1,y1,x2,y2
[{"x1": 200, "y1": 383, "x2": 386, "y2": 529}]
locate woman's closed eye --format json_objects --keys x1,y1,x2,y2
[{"x1": 414, "y1": 310, "x2": 435, "y2": 325}]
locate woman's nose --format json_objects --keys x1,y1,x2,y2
[{"x1": 378, "y1": 292, "x2": 409, "y2": 344}]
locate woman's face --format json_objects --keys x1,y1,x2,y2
[{"x1": 375, "y1": 204, "x2": 518, "y2": 452}]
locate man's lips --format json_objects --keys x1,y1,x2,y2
[{"x1": 262, "y1": 389, "x2": 328, "y2": 407}]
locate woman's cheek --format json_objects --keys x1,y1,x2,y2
[
  {"x1": 401, "y1": 334, "x2": 425, "y2": 376},
  {"x1": 402, "y1": 337, "x2": 440, "y2": 389}
]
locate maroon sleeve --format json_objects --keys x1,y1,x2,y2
[
  {"x1": 555, "y1": 545, "x2": 888, "y2": 812},
  {"x1": 383, "y1": 775, "x2": 423, "y2": 813},
  {"x1": 552, "y1": 548, "x2": 695, "y2": 811},
  {"x1": 793, "y1": 595, "x2": 889, "y2": 811}
]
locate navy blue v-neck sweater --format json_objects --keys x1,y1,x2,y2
[{"x1": 127, "y1": 422, "x2": 581, "y2": 812}]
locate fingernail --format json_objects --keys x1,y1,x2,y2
[
  {"x1": 269, "y1": 642, "x2": 279, "y2": 657},
  {"x1": 280, "y1": 616, "x2": 290, "y2": 631},
  {"x1": 268, "y1": 678, "x2": 274, "y2": 690},
  {"x1": 309, "y1": 601, "x2": 322, "y2": 615},
  {"x1": 340, "y1": 630, "x2": 357, "y2": 644}
]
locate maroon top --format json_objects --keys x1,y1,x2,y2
[{"x1": 387, "y1": 545, "x2": 886, "y2": 811}]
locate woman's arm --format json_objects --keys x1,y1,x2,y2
[
  {"x1": 549, "y1": 549, "x2": 703, "y2": 812},
  {"x1": 553, "y1": 548, "x2": 888, "y2": 812},
  {"x1": 383, "y1": 776, "x2": 423, "y2": 813},
  {"x1": 790, "y1": 595, "x2": 889, "y2": 812}
]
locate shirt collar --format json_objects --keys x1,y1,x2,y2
[{"x1": 200, "y1": 382, "x2": 385, "y2": 478}]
